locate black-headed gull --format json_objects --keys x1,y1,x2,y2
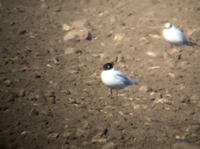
[
  {"x1": 163, "y1": 22, "x2": 194, "y2": 51},
  {"x1": 100, "y1": 62, "x2": 138, "y2": 99}
]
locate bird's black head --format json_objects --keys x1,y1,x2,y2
[{"x1": 101, "y1": 63, "x2": 114, "y2": 70}]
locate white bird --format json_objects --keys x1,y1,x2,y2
[
  {"x1": 163, "y1": 22, "x2": 194, "y2": 51},
  {"x1": 100, "y1": 62, "x2": 138, "y2": 99}
]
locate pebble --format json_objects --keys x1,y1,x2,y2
[
  {"x1": 149, "y1": 34, "x2": 160, "y2": 38},
  {"x1": 4, "y1": 79, "x2": 11, "y2": 87},
  {"x1": 101, "y1": 142, "x2": 117, "y2": 149},
  {"x1": 153, "y1": 98, "x2": 172, "y2": 105},
  {"x1": 116, "y1": 55, "x2": 125, "y2": 63},
  {"x1": 85, "y1": 80, "x2": 94, "y2": 86},
  {"x1": 172, "y1": 141, "x2": 200, "y2": 149},
  {"x1": 146, "y1": 51, "x2": 156, "y2": 57},
  {"x1": 18, "y1": 29, "x2": 26, "y2": 35},
  {"x1": 114, "y1": 34, "x2": 124, "y2": 41},
  {"x1": 47, "y1": 133, "x2": 59, "y2": 139},
  {"x1": 139, "y1": 86, "x2": 152, "y2": 93},
  {"x1": 63, "y1": 29, "x2": 91, "y2": 41},
  {"x1": 18, "y1": 90, "x2": 25, "y2": 97},
  {"x1": 46, "y1": 97, "x2": 56, "y2": 104},
  {"x1": 168, "y1": 73, "x2": 175, "y2": 78},
  {"x1": 64, "y1": 47, "x2": 82, "y2": 55},
  {"x1": 69, "y1": 69, "x2": 80, "y2": 74},
  {"x1": 30, "y1": 109, "x2": 39, "y2": 116},
  {"x1": 91, "y1": 138, "x2": 107, "y2": 143},
  {"x1": 41, "y1": 4, "x2": 49, "y2": 9},
  {"x1": 62, "y1": 24, "x2": 72, "y2": 31},
  {"x1": 68, "y1": 98, "x2": 76, "y2": 104},
  {"x1": 190, "y1": 95, "x2": 199, "y2": 104}
]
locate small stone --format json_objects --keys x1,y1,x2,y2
[
  {"x1": 149, "y1": 34, "x2": 160, "y2": 38},
  {"x1": 190, "y1": 95, "x2": 199, "y2": 104},
  {"x1": 101, "y1": 142, "x2": 117, "y2": 149},
  {"x1": 62, "y1": 24, "x2": 72, "y2": 31},
  {"x1": 69, "y1": 67, "x2": 80, "y2": 74},
  {"x1": 85, "y1": 80, "x2": 94, "y2": 86},
  {"x1": 53, "y1": 57, "x2": 59, "y2": 64},
  {"x1": 169, "y1": 73, "x2": 175, "y2": 78},
  {"x1": 139, "y1": 86, "x2": 152, "y2": 93},
  {"x1": 18, "y1": 29, "x2": 26, "y2": 35},
  {"x1": 82, "y1": 121, "x2": 90, "y2": 129},
  {"x1": 64, "y1": 47, "x2": 76, "y2": 55},
  {"x1": 41, "y1": 4, "x2": 49, "y2": 9},
  {"x1": 146, "y1": 51, "x2": 156, "y2": 57},
  {"x1": 63, "y1": 29, "x2": 91, "y2": 41},
  {"x1": 30, "y1": 109, "x2": 39, "y2": 116},
  {"x1": 18, "y1": 90, "x2": 25, "y2": 97},
  {"x1": 172, "y1": 141, "x2": 200, "y2": 149},
  {"x1": 21, "y1": 131, "x2": 29, "y2": 135},
  {"x1": 46, "y1": 97, "x2": 56, "y2": 104},
  {"x1": 4, "y1": 79, "x2": 11, "y2": 87},
  {"x1": 91, "y1": 138, "x2": 107, "y2": 143},
  {"x1": 114, "y1": 34, "x2": 124, "y2": 41},
  {"x1": 20, "y1": 66, "x2": 29, "y2": 72},
  {"x1": 116, "y1": 55, "x2": 125, "y2": 63},
  {"x1": 153, "y1": 98, "x2": 172, "y2": 104},
  {"x1": 47, "y1": 133, "x2": 59, "y2": 139},
  {"x1": 68, "y1": 98, "x2": 76, "y2": 104},
  {"x1": 46, "y1": 64, "x2": 52, "y2": 68}
]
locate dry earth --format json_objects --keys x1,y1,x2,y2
[{"x1": 1, "y1": 0, "x2": 200, "y2": 149}]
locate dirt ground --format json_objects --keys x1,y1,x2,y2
[{"x1": 1, "y1": 0, "x2": 200, "y2": 149}]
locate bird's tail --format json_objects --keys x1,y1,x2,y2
[{"x1": 129, "y1": 79, "x2": 139, "y2": 85}]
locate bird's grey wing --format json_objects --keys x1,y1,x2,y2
[
  {"x1": 114, "y1": 70, "x2": 132, "y2": 85},
  {"x1": 177, "y1": 30, "x2": 192, "y2": 46}
]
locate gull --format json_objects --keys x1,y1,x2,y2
[
  {"x1": 100, "y1": 62, "x2": 138, "y2": 99},
  {"x1": 163, "y1": 22, "x2": 194, "y2": 51}
]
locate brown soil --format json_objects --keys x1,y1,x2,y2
[{"x1": 1, "y1": 0, "x2": 200, "y2": 149}]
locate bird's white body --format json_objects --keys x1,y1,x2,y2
[
  {"x1": 163, "y1": 23, "x2": 192, "y2": 46},
  {"x1": 101, "y1": 68, "x2": 138, "y2": 90}
]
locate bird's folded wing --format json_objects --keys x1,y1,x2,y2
[{"x1": 114, "y1": 70, "x2": 131, "y2": 85}]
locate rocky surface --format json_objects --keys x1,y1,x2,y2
[{"x1": 0, "y1": 0, "x2": 200, "y2": 149}]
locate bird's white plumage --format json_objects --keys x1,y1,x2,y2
[
  {"x1": 101, "y1": 68, "x2": 138, "y2": 90},
  {"x1": 163, "y1": 22, "x2": 192, "y2": 46}
]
